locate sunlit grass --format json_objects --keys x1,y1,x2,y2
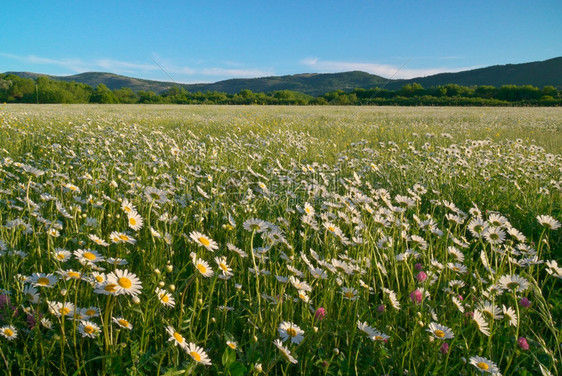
[{"x1": 0, "y1": 104, "x2": 560, "y2": 375}]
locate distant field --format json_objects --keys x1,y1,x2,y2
[{"x1": 0, "y1": 105, "x2": 560, "y2": 375}]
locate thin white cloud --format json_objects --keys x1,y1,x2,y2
[
  {"x1": 1, "y1": 52, "x2": 273, "y2": 81},
  {"x1": 200, "y1": 67, "x2": 273, "y2": 77},
  {"x1": 95, "y1": 59, "x2": 158, "y2": 73},
  {"x1": 0, "y1": 52, "x2": 91, "y2": 73},
  {"x1": 301, "y1": 58, "x2": 477, "y2": 79}
]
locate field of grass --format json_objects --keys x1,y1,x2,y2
[{"x1": 0, "y1": 104, "x2": 560, "y2": 375}]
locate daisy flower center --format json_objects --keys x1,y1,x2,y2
[
  {"x1": 119, "y1": 235, "x2": 130, "y2": 241},
  {"x1": 84, "y1": 252, "x2": 96, "y2": 260},
  {"x1": 190, "y1": 352, "x2": 202, "y2": 362},
  {"x1": 161, "y1": 294, "x2": 169, "y2": 303},
  {"x1": 3, "y1": 329, "x2": 13, "y2": 336},
  {"x1": 477, "y1": 362, "x2": 489, "y2": 370},
  {"x1": 219, "y1": 263, "x2": 228, "y2": 272},
  {"x1": 84, "y1": 326, "x2": 95, "y2": 334},
  {"x1": 105, "y1": 283, "x2": 117, "y2": 293},
  {"x1": 86, "y1": 309, "x2": 97, "y2": 316},
  {"x1": 507, "y1": 282, "x2": 519, "y2": 289},
  {"x1": 129, "y1": 218, "x2": 136, "y2": 225},
  {"x1": 328, "y1": 226, "x2": 335, "y2": 232},
  {"x1": 68, "y1": 272, "x2": 80, "y2": 278},
  {"x1": 37, "y1": 277, "x2": 50, "y2": 285},
  {"x1": 345, "y1": 291, "x2": 355, "y2": 298},
  {"x1": 286, "y1": 328, "x2": 298, "y2": 337},
  {"x1": 198, "y1": 237, "x2": 210, "y2": 246},
  {"x1": 434, "y1": 330, "x2": 445, "y2": 338},
  {"x1": 95, "y1": 276, "x2": 104, "y2": 283},
  {"x1": 118, "y1": 319, "x2": 129, "y2": 327},
  {"x1": 197, "y1": 264, "x2": 207, "y2": 274},
  {"x1": 57, "y1": 254, "x2": 66, "y2": 259},
  {"x1": 173, "y1": 332, "x2": 184, "y2": 343},
  {"x1": 118, "y1": 277, "x2": 132, "y2": 289},
  {"x1": 60, "y1": 307, "x2": 70, "y2": 315}
]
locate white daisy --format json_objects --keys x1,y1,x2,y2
[
  {"x1": 426, "y1": 322, "x2": 454, "y2": 339},
  {"x1": 190, "y1": 231, "x2": 219, "y2": 252},
  {"x1": 469, "y1": 355, "x2": 500, "y2": 374},
  {"x1": 273, "y1": 339, "x2": 298, "y2": 364},
  {"x1": 278, "y1": 321, "x2": 305, "y2": 344},
  {"x1": 185, "y1": 342, "x2": 212, "y2": 365}
]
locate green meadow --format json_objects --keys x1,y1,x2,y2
[{"x1": 0, "y1": 104, "x2": 560, "y2": 375}]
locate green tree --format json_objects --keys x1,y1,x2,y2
[
  {"x1": 399, "y1": 83, "x2": 425, "y2": 97},
  {"x1": 113, "y1": 87, "x2": 138, "y2": 104},
  {"x1": 90, "y1": 84, "x2": 119, "y2": 103}
]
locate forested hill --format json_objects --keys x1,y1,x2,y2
[
  {"x1": 4, "y1": 72, "x2": 175, "y2": 94},
  {"x1": 184, "y1": 71, "x2": 390, "y2": 96},
  {"x1": 383, "y1": 57, "x2": 562, "y2": 90},
  {"x1": 6, "y1": 71, "x2": 391, "y2": 96},
  {"x1": 5, "y1": 56, "x2": 562, "y2": 96}
]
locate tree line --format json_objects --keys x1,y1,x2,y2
[{"x1": 1, "y1": 74, "x2": 560, "y2": 106}]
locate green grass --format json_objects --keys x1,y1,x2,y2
[{"x1": 0, "y1": 104, "x2": 560, "y2": 375}]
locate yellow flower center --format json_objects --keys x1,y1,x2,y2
[
  {"x1": 129, "y1": 217, "x2": 136, "y2": 225},
  {"x1": 104, "y1": 283, "x2": 117, "y2": 293},
  {"x1": 328, "y1": 226, "x2": 335, "y2": 232},
  {"x1": 68, "y1": 271, "x2": 80, "y2": 279},
  {"x1": 227, "y1": 342, "x2": 237, "y2": 349},
  {"x1": 118, "y1": 277, "x2": 132, "y2": 289},
  {"x1": 95, "y1": 275, "x2": 104, "y2": 283},
  {"x1": 374, "y1": 335, "x2": 383, "y2": 341},
  {"x1": 286, "y1": 328, "x2": 298, "y2": 337},
  {"x1": 197, "y1": 264, "x2": 207, "y2": 274},
  {"x1": 3, "y1": 329, "x2": 14, "y2": 337},
  {"x1": 161, "y1": 294, "x2": 169, "y2": 303},
  {"x1": 84, "y1": 326, "x2": 95, "y2": 334},
  {"x1": 37, "y1": 277, "x2": 50, "y2": 286},
  {"x1": 173, "y1": 332, "x2": 184, "y2": 344},
  {"x1": 57, "y1": 253, "x2": 66, "y2": 259},
  {"x1": 219, "y1": 263, "x2": 228, "y2": 272},
  {"x1": 86, "y1": 309, "x2": 97, "y2": 316},
  {"x1": 190, "y1": 351, "x2": 202, "y2": 362},
  {"x1": 198, "y1": 237, "x2": 210, "y2": 247},
  {"x1": 60, "y1": 307, "x2": 70, "y2": 315},
  {"x1": 118, "y1": 319, "x2": 130, "y2": 327},
  {"x1": 124, "y1": 207, "x2": 132, "y2": 213},
  {"x1": 477, "y1": 362, "x2": 489, "y2": 370},
  {"x1": 434, "y1": 330, "x2": 445, "y2": 338},
  {"x1": 83, "y1": 252, "x2": 96, "y2": 260},
  {"x1": 345, "y1": 291, "x2": 355, "y2": 298},
  {"x1": 119, "y1": 234, "x2": 129, "y2": 241}
]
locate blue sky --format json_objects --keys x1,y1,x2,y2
[{"x1": 1, "y1": 0, "x2": 560, "y2": 83}]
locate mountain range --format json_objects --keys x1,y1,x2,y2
[{"x1": 5, "y1": 57, "x2": 561, "y2": 96}]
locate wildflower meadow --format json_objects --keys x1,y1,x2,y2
[{"x1": 0, "y1": 104, "x2": 560, "y2": 375}]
